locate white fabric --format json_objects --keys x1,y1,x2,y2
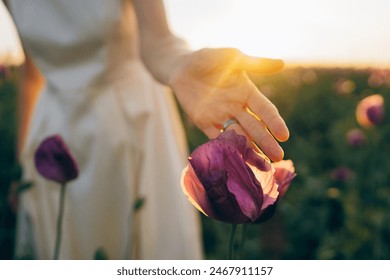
[
  {"x1": 0, "y1": 1, "x2": 24, "y2": 66},
  {"x1": 9, "y1": 0, "x2": 203, "y2": 259}
]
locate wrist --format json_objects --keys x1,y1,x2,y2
[
  {"x1": 141, "y1": 35, "x2": 192, "y2": 85},
  {"x1": 166, "y1": 50, "x2": 192, "y2": 89}
]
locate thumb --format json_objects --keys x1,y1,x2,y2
[{"x1": 238, "y1": 54, "x2": 284, "y2": 75}]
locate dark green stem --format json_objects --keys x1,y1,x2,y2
[
  {"x1": 238, "y1": 224, "x2": 247, "y2": 259},
  {"x1": 54, "y1": 183, "x2": 66, "y2": 260},
  {"x1": 227, "y1": 224, "x2": 237, "y2": 260}
]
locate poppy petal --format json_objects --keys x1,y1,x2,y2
[
  {"x1": 273, "y1": 160, "x2": 296, "y2": 198},
  {"x1": 181, "y1": 165, "x2": 216, "y2": 218},
  {"x1": 225, "y1": 149, "x2": 263, "y2": 222}
]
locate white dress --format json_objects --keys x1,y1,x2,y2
[{"x1": 9, "y1": 0, "x2": 203, "y2": 259}]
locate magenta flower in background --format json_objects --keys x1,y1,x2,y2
[
  {"x1": 346, "y1": 128, "x2": 367, "y2": 148},
  {"x1": 356, "y1": 94, "x2": 385, "y2": 128},
  {"x1": 34, "y1": 135, "x2": 79, "y2": 259},
  {"x1": 34, "y1": 135, "x2": 79, "y2": 184},
  {"x1": 331, "y1": 166, "x2": 352, "y2": 182},
  {"x1": 181, "y1": 130, "x2": 296, "y2": 224},
  {"x1": 367, "y1": 105, "x2": 384, "y2": 125}
]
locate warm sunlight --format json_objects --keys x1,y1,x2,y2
[
  {"x1": 2, "y1": 0, "x2": 389, "y2": 67},
  {"x1": 165, "y1": 0, "x2": 390, "y2": 67}
]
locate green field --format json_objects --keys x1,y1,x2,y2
[{"x1": 1, "y1": 66, "x2": 389, "y2": 259}]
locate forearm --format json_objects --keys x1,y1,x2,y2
[
  {"x1": 140, "y1": 35, "x2": 191, "y2": 86},
  {"x1": 133, "y1": 0, "x2": 192, "y2": 86}
]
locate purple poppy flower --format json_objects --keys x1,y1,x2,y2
[
  {"x1": 34, "y1": 135, "x2": 79, "y2": 184},
  {"x1": 366, "y1": 105, "x2": 384, "y2": 125},
  {"x1": 356, "y1": 94, "x2": 384, "y2": 128},
  {"x1": 346, "y1": 128, "x2": 366, "y2": 148},
  {"x1": 331, "y1": 166, "x2": 352, "y2": 182},
  {"x1": 181, "y1": 130, "x2": 296, "y2": 224}
]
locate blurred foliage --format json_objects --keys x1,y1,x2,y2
[
  {"x1": 1, "y1": 65, "x2": 389, "y2": 259},
  {"x1": 0, "y1": 67, "x2": 19, "y2": 259}
]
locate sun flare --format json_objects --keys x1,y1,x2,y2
[{"x1": 165, "y1": 0, "x2": 390, "y2": 67}]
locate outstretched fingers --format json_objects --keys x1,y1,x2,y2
[
  {"x1": 246, "y1": 84, "x2": 289, "y2": 142},
  {"x1": 238, "y1": 54, "x2": 284, "y2": 75},
  {"x1": 236, "y1": 110, "x2": 284, "y2": 162}
]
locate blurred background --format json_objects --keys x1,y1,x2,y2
[{"x1": 1, "y1": 0, "x2": 389, "y2": 259}]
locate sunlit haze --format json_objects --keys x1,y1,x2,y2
[
  {"x1": 165, "y1": 0, "x2": 390, "y2": 67},
  {"x1": 1, "y1": 1, "x2": 389, "y2": 67}
]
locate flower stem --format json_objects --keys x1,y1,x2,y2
[
  {"x1": 227, "y1": 224, "x2": 237, "y2": 260},
  {"x1": 237, "y1": 224, "x2": 247, "y2": 259},
  {"x1": 54, "y1": 183, "x2": 66, "y2": 260}
]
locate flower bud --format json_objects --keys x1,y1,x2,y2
[
  {"x1": 356, "y1": 94, "x2": 385, "y2": 128},
  {"x1": 34, "y1": 135, "x2": 79, "y2": 184}
]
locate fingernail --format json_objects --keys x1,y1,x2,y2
[{"x1": 268, "y1": 144, "x2": 284, "y2": 162}]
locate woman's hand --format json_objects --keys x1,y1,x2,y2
[
  {"x1": 169, "y1": 48, "x2": 289, "y2": 162},
  {"x1": 133, "y1": 0, "x2": 288, "y2": 161}
]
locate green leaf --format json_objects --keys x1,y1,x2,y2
[
  {"x1": 134, "y1": 196, "x2": 145, "y2": 211},
  {"x1": 93, "y1": 247, "x2": 109, "y2": 260},
  {"x1": 17, "y1": 181, "x2": 33, "y2": 193}
]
